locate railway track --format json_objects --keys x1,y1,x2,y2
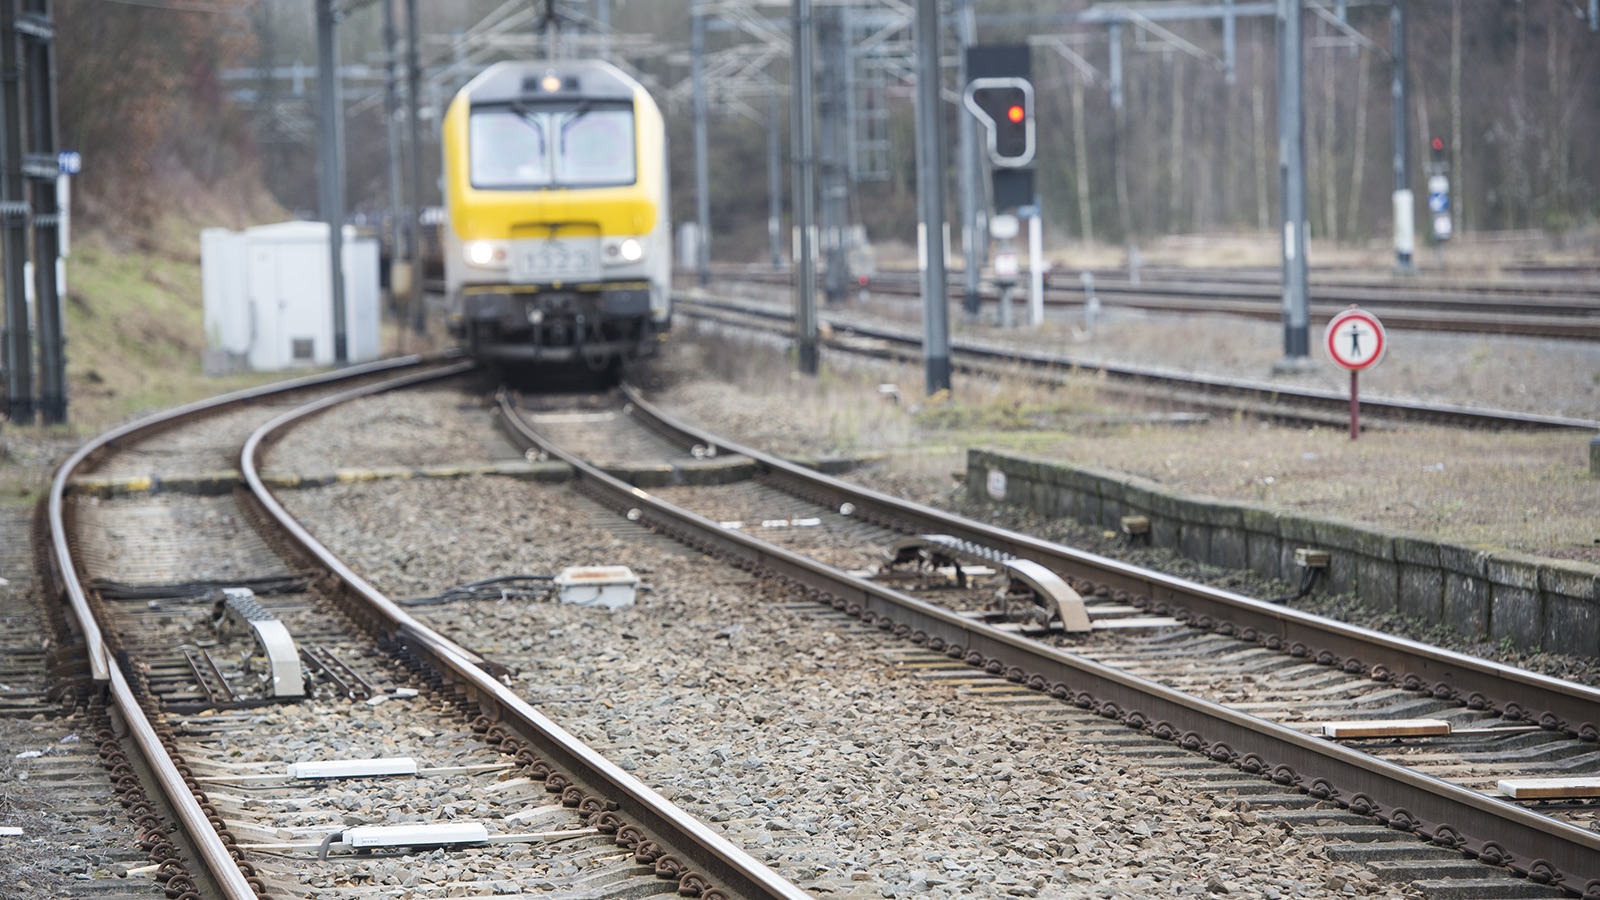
[
  {"x1": 44, "y1": 356, "x2": 809, "y2": 899},
  {"x1": 263, "y1": 384, "x2": 1448, "y2": 895},
  {"x1": 675, "y1": 293, "x2": 1600, "y2": 433},
  {"x1": 0, "y1": 505, "x2": 170, "y2": 898},
  {"x1": 488, "y1": 384, "x2": 1600, "y2": 898},
  {"x1": 710, "y1": 264, "x2": 1600, "y2": 341},
  {"x1": 36, "y1": 355, "x2": 1597, "y2": 896}
]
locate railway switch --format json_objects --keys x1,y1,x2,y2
[
  {"x1": 211, "y1": 587, "x2": 305, "y2": 699},
  {"x1": 999, "y1": 560, "x2": 1092, "y2": 633}
]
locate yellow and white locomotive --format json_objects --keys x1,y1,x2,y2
[{"x1": 442, "y1": 60, "x2": 670, "y2": 370}]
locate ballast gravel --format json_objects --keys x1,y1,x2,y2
[{"x1": 272, "y1": 392, "x2": 1420, "y2": 898}]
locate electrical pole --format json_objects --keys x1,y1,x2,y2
[
  {"x1": 914, "y1": 0, "x2": 950, "y2": 395},
  {"x1": 1, "y1": 1, "x2": 32, "y2": 423},
  {"x1": 768, "y1": 85, "x2": 783, "y2": 269},
  {"x1": 383, "y1": 0, "x2": 404, "y2": 328},
  {"x1": 1390, "y1": 0, "x2": 1413, "y2": 273},
  {"x1": 692, "y1": 1, "x2": 711, "y2": 288},
  {"x1": 818, "y1": 4, "x2": 849, "y2": 306},
  {"x1": 26, "y1": 0, "x2": 64, "y2": 422},
  {"x1": 956, "y1": 0, "x2": 982, "y2": 320},
  {"x1": 1276, "y1": 0, "x2": 1310, "y2": 366},
  {"x1": 404, "y1": 0, "x2": 423, "y2": 334},
  {"x1": 316, "y1": 0, "x2": 348, "y2": 364},
  {"x1": 791, "y1": 0, "x2": 818, "y2": 375}
]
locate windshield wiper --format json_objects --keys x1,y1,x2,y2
[{"x1": 558, "y1": 101, "x2": 594, "y2": 135}]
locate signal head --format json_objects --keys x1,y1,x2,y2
[{"x1": 964, "y1": 78, "x2": 1035, "y2": 167}]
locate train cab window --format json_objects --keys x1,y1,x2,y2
[
  {"x1": 470, "y1": 110, "x2": 551, "y2": 187},
  {"x1": 555, "y1": 107, "x2": 635, "y2": 186},
  {"x1": 469, "y1": 102, "x2": 635, "y2": 189}
]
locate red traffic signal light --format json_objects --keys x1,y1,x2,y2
[
  {"x1": 963, "y1": 78, "x2": 1035, "y2": 167},
  {"x1": 1430, "y1": 136, "x2": 1444, "y2": 152}
]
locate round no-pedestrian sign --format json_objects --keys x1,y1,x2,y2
[{"x1": 1324, "y1": 307, "x2": 1386, "y2": 371}]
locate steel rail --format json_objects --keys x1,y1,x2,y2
[
  {"x1": 714, "y1": 260, "x2": 1600, "y2": 297},
  {"x1": 871, "y1": 267, "x2": 1600, "y2": 313},
  {"x1": 45, "y1": 354, "x2": 442, "y2": 900},
  {"x1": 241, "y1": 375, "x2": 811, "y2": 900},
  {"x1": 510, "y1": 389, "x2": 1600, "y2": 898},
  {"x1": 675, "y1": 296, "x2": 1600, "y2": 432},
  {"x1": 714, "y1": 264, "x2": 1600, "y2": 327},
  {"x1": 622, "y1": 382, "x2": 1600, "y2": 740}
]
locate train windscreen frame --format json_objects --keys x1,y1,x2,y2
[{"x1": 468, "y1": 100, "x2": 636, "y2": 190}]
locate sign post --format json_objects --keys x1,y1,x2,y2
[
  {"x1": 1324, "y1": 306, "x2": 1386, "y2": 440},
  {"x1": 57, "y1": 150, "x2": 79, "y2": 257}
]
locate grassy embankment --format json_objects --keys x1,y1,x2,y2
[{"x1": 0, "y1": 210, "x2": 443, "y2": 509}]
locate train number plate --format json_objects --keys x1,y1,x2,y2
[{"x1": 511, "y1": 239, "x2": 600, "y2": 283}]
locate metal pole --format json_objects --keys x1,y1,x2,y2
[
  {"x1": 818, "y1": 4, "x2": 848, "y2": 306},
  {"x1": 768, "y1": 85, "x2": 783, "y2": 269},
  {"x1": 383, "y1": 0, "x2": 403, "y2": 324},
  {"x1": 1109, "y1": 21, "x2": 1131, "y2": 244},
  {"x1": 316, "y1": 0, "x2": 347, "y2": 364},
  {"x1": 1277, "y1": 0, "x2": 1309, "y2": 363},
  {"x1": 1224, "y1": 0, "x2": 1237, "y2": 85},
  {"x1": 914, "y1": 0, "x2": 950, "y2": 395},
  {"x1": 405, "y1": 0, "x2": 424, "y2": 334},
  {"x1": 596, "y1": 0, "x2": 610, "y2": 62},
  {"x1": 956, "y1": 0, "x2": 981, "y2": 319},
  {"x1": 1027, "y1": 210, "x2": 1043, "y2": 327},
  {"x1": 1350, "y1": 371, "x2": 1360, "y2": 440},
  {"x1": 1108, "y1": 22, "x2": 1123, "y2": 112},
  {"x1": 791, "y1": 0, "x2": 818, "y2": 375},
  {"x1": 1390, "y1": 0, "x2": 1413, "y2": 273},
  {"x1": 0, "y1": 0, "x2": 32, "y2": 423},
  {"x1": 26, "y1": 0, "x2": 63, "y2": 422},
  {"x1": 692, "y1": 1, "x2": 711, "y2": 288}
]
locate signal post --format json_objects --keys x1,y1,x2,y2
[
  {"x1": 963, "y1": 45, "x2": 1039, "y2": 327},
  {"x1": 1427, "y1": 136, "x2": 1452, "y2": 254}
]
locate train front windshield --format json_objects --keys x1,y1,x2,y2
[{"x1": 469, "y1": 103, "x2": 636, "y2": 189}]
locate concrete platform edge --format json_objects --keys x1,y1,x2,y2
[{"x1": 967, "y1": 448, "x2": 1600, "y2": 657}]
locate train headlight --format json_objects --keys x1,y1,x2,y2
[
  {"x1": 465, "y1": 240, "x2": 508, "y2": 269},
  {"x1": 603, "y1": 237, "x2": 646, "y2": 266}
]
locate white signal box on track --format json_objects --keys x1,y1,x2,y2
[{"x1": 554, "y1": 566, "x2": 639, "y2": 609}]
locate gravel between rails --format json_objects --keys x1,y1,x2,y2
[{"x1": 272, "y1": 389, "x2": 1419, "y2": 899}]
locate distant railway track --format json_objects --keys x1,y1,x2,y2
[
  {"x1": 708, "y1": 264, "x2": 1600, "y2": 341},
  {"x1": 682, "y1": 292, "x2": 1598, "y2": 432},
  {"x1": 46, "y1": 356, "x2": 808, "y2": 900},
  {"x1": 676, "y1": 294, "x2": 1600, "y2": 433},
  {"x1": 498, "y1": 384, "x2": 1600, "y2": 899}
]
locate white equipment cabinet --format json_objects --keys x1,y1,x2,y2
[{"x1": 202, "y1": 221, "x2": 379, "y2": 374}]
